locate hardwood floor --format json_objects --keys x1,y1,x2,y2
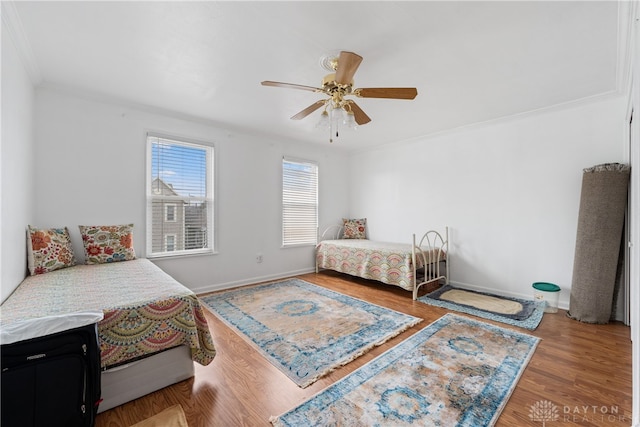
[{"x1": 95, "y1": 271, "x2": 633, "y2": 426}]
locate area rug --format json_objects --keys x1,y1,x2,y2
[
  {"x1": 271, "y1": 313, "x2": 540, "y2": 426},
  {"x1": 201, "y1": 279, "x2": 421, "y2": 388},
  {"x1": 418, "y1": 285, "x2": 545, "y2": 330},
  {"x1": 130, "y1": 404, "x2": 188, "y2": 427}
]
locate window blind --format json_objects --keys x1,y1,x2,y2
[{"x1": 282, "y1": 157, "x2": 318, "y2": 246}]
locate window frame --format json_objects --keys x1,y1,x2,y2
[
  {"x1": 146, "y1": 132, "x2": 215, "y2": 259},
  {"x1": 281, "y1": 156, "x2": 319, "y2": 248}
]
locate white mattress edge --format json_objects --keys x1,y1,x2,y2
[{"x1": 0, "y1": 311, "x2": 104, "y2": 344}]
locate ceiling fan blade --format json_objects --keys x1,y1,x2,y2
[
  {"x1": 355, "y1": 87, "x2": 418, "y2": 100},
  {"x1": 348, "y1": 101, "x2": 371, "y2": 125},
  {"x1": 334, "y1": 51, "x2": 363, "y2": 85},
  {"x1": 290, "y1": 100, "x2": 326, "y2": 120},
  {"x1": 261, "y1": 81, "x2": 324, "y2": 93}
]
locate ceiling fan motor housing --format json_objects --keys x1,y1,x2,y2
[{"x1": 322, "y1": 74, "x2": 354, "y2": 95}]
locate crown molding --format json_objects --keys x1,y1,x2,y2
[
  {"x1": 1, "y1": 1, "x2": 43, "y2": 85},
  {"x1": 353, "y1": 89, "x2": 625, "y2": 155},
  {"x1": 616, "y1": 0, "x2": 637, "y2": 95}
]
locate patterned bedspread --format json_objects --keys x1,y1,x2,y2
[
  {"x1": 0, "y1": 259, "x2": 216, "y2": 369},
  {"x1": 316, "y1": 239, "x2": 444, "y2": 291}
]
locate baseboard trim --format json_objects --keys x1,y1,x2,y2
[{"x1": 192, "y1": 268, "x2": 315, "y2": 295}]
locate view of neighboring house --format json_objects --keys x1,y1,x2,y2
[{"x1": 151, "y1": 178, "x2": 207, "y2": 253}]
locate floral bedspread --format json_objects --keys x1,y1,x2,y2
[
  {"x1": 316, "y1": 239, "x2": 442, "y2": 291},
  {"x1": 0, "y1": 259, "x2": 216, "y2": 369}
]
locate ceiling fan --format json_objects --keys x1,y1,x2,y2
[{"x1": 261, "y1": 51, "x2": 418, "y2": 142}]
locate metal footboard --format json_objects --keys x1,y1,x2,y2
[{"x1": 412, "y1": 227, "x2": 449, "y2": 300}]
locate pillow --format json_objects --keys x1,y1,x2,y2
[
  {"x1": 27, "y1": 226, "x2": 76, "y2": 275},
  {"x1": 79, "y1": 224, "x2": 136, "y2": 264},
  {"x1": 342, "y1": 218, "x2": 367, "y2": 239}
]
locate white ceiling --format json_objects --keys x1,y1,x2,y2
[{"x1": 10, "y1": 1, "x2": 622, "y2": 150}]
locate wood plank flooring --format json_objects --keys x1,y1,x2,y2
[{"x1": 95, "y1": 271, "x2": 633, "y2": 426}]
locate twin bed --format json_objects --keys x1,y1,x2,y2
[
  {"x1": 316, "y1": 225, "x2": 449, "y2": 299},
  {"x1": 0, "y1": 258, "x2": 216, "y2": 412}
]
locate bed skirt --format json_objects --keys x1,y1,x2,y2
[{"x1": 99, "y1": 345, "x2": 194, "y2": 412}]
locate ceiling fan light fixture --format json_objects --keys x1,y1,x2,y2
[
  {"x1": 316, "y1": 110, "x2": 330, "y2": 128},
  {"x1": 331, "y1": 105, "x2": 346, "y2": 125},
  {"x1": 345, "y1": 110, "x2": 357, "y2": 129}
]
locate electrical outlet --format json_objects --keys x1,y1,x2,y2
[{"x1": 256, "y1": 254, "x2": 263, "y2": 263}]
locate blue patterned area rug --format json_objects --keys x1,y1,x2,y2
[
  {"x1": 270, "y1": 313, "x2": 540, "y2": 427},
  {"x1": 419, "y1": 285, "x2": 545, "y2": 330},
  {"x1": 201, "y1": 279, "x2": 421, "y2": 388}
]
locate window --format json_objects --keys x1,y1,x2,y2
[
  {"x1": 165, "y1": 235, "x2": 176, "y2": 252},
  {"x1": 282, "y1": 157, "x2": 318, "y2": 246},
  {"x1": 165, "y1": 204, "x2": 177, "y2": 222},
  {"x1": 147, "y1": 134, "x2": 214, "y2": 257}
]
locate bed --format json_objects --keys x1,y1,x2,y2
[
  {"x1": 316, "y1": 224, "x2": 449, "y2": 299},
  {"x1": 0, "y1": 258, "x2": 216, "y2": 412}
]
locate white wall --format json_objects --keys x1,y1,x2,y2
[
  {"x1": 348, "y1": 94, "x2": 626, "y2": 309},
  {"x1": 1, "y1": 23, "x2": 36, "y2": 303},
  {"x1": 32, "y1": 87, "x2": 350, "y2": 294}
]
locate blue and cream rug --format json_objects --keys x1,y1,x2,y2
[
  {"x1": 419, "y1": 285, "x2": 545, "y2": 330},
  {"x1": 271, "y1": 313, "x2": 540, "y2": 426},
  {"x1": 201, "y1": 279, "x2": 421, "y2": 388}
]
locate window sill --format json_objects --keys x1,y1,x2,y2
[
  {"x1": 147, "y1": 249, "x2": 217, "y2": 260},
  {"x1": 281, "y1": 243, "x2": 317, "y2": 249}
]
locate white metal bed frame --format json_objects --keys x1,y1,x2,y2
[
  {"x1": 411, "y1": 228, "x2": 449, "y2": 300},
  {"x1": 316, "y1": 226, "x2": 449, "y2": 300}
]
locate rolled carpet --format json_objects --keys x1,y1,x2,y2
[{"x1": 568, "y1": 163, "x2": 630, "y2": 324}]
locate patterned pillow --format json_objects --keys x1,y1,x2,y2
[
  {"x1": 27, "y1": 226, "x2": 76, "y2": 275},
  {"x1": 342, "y1": 218, "x2": 367, "y2": 239},
  {"x1": 79, "y1": 224, "x2": 136, "y2": 264}
]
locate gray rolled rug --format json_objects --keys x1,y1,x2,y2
[{"x1": 568, "y1": 163, "x2": 630, "y2": 324}]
